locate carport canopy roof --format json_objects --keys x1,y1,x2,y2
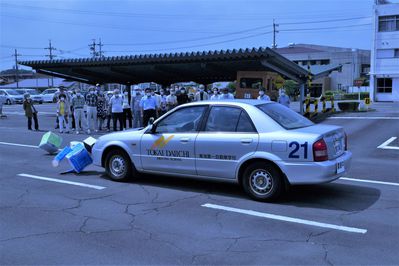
[{"x1": 19, "y1": 47, "x2": 311, "y2": 86}]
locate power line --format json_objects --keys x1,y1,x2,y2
[
  {"x1": 1, "y1": 2, "x2": 372, "y2": 21},
  {"x1": 280, "y1": 16, "x2": 371, "y2": 25},
  {"x1": 106, "y1": 30, "x2": 273, "y2": 54},
  {"x1": 0, "y1": 13, "x2": 225, "y2": 34},
  {"x1": 280, "y1": 23, "x2": 372, "y2": 32}
]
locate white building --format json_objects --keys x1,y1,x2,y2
[
  {"x1": 277, "y1": 44, "x2": 370, "y2": 95},
  {"x1": 370, "y1": 0, "x2": 399, "y2": 101}
]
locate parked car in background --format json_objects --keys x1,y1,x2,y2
[
  {"x1": 15, "y1": 89, "x2": 43, "y2": 104},
  {"x1": 0, "y1": 89, "x2": 24, "y2": 104},
  {"x1": 41, "y1": 88, "x2": 59, "y2": 103}
]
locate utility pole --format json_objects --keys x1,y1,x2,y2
[
  {"x1": 45, "y1": 40, "x2": 56, "y2": 87},
  {"x1": 97, "y1": 38, "x2": 104, "y2": 58},
  {"x1": 13, "y1": 49, "x2": 21, "y2": 89},
  {"x1": 89, "y1": 39, "x2": 97, "y2": 58},
  {"x1": 272, "y1": 19, "x2": 279, "y2": 49}
]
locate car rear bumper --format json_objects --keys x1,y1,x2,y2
[{"x1": 279, "y1": 151, "x2": 352, "y2": 185}]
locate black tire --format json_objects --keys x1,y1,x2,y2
[
  {"x1": 6, "y1": 99, "x2": 11, "y2": 105},
  {"x1": 52, "y1": 97, "x2": 57, "y2": 103},
  {"x1": 105, "y1": 149, "x2": 133, "y2": 182},
  {"x1": 242, "y1": 162, "x2": 283, "y2": 202}
]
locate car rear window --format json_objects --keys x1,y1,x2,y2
[{"x1": 256, "y1": 103, "x2": 313, "y2": 129}]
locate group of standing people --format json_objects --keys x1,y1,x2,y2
[{"x1": 22, "y1": 84, "x2": 291, "y2": 132}]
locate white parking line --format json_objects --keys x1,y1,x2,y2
[
  {"x1": 202, "y1": 203, "x2": 367, "y2": 234},
  {"x1": 340, "y1": 177, "x2": 399, "y2": 187},
  {"x1": 328, "y1": 117, "x2": 399, "y2": 120},
  {"x1": 377, "y1": 137, "x2": 399, "y2": 150},
  {"x1": 18, "y1": 173, "x2": 106, "y2": 190},
  {"x1": 0, "y1": 141, "x2": 38, "y2": 149}
]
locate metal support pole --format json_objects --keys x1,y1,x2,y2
[{"x1": 300, "y1": 83, "x2": 305, "y2": 115}]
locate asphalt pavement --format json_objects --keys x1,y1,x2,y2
[{"x1": 0, "y1": 102, "x2": 398, "y2": 265}]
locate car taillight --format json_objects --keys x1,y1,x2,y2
[
  {"x1": 344, "y1": 132, "x2": 348, "y2": 151},
  {"x1": 313, "y1": 139, "x2": 328, "y2": 162}
]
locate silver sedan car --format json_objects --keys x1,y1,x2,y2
[{"x1": 92, "y1": 100, "x2": 352, "y2": 201}]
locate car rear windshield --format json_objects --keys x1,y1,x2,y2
[
  {"x1": 5, "y1": 90, "x2": 19, "y2": 95},
  {"x1": 256, "y1": 103, "x2": 314, "y2": 129}
]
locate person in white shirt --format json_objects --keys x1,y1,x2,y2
[
  {"x1": 122, "y1": 90, "x2": 132, "y2": 129},
  {"x1": 166, "y1": 88, "x2": 178, "y2": 111},
  {"x1": 210, "y1": 88, "x2": 220, "y2": 100},
  {"x1": 219, "y1": 87, "x2": 234, "y2": 100},
  {"x1": 194, "y1": 85, "x2": 209, "y2": 101},
  {"x1": 257, "y1": 88, "x2": 271, "y2": 101},
  {"x1": 158, "y1": 89, "x2": 168, "y2": 116},
  {"x1": 109, "y1": 89, "x2": 124, "y2": 131}
]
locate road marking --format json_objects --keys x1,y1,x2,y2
[
  {"x1": 202, "y1": 203, "x2": 367, "y2": 234},
  {"x1": 3, "y1": 111, "x2": 54, "y2": 115},
  {"x1": 0, "y1": 141, "x2": 38, "y2": 149},
  {"x1": 377, "y1": 137, "x2": 399, "y2": 150},
  {"x1": 328, "y1": 117, "x2": 399, "y2": 120},
  {"x1": 340, "y1": 177, "x2": 399, "y2": 187},
  {"x1": 18, "y1": 173, "x2": 106, "y2": 190}
]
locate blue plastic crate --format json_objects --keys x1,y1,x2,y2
[{"x1": 65, "y1": 144, "x2": 93, "y2": 173}]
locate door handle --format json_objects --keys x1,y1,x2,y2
[
  {"x1": 241, "y1": 138, "x2": 253, "y2": 144},
  {"x1": 180, "y1": 137, "x2": 190, "y2": 143}
]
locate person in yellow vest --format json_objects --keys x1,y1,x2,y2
[{"x1": 56, "y1": 94, "x2": 70, "y2": 133}]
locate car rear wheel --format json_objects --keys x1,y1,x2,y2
[
  {"x1": 105, "y1": 149, "x2": 132, "y2": 182},
  {"x1": 242, "y1": 162, "x2": 283, "y2": 201},
  {"x1": 6, "y1": 99, "x2": 11, "y2": 105}
]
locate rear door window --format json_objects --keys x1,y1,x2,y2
[{"x1": 204, "y1": 106, "x2": 256, "y2": 133}]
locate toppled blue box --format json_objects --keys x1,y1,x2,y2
[
  {"x1": 65, "y1": 143, "x2": 93, "y2": 173},
  {"x1": 52, "y1": 146, "x2": 73, "y2": 167}
]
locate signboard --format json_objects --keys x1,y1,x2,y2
[{"x1": 364, "y1": 98, "x2": 370, "y2": 105}]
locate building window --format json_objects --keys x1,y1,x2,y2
[
  {"x1": 377, "y1": 49, "x2": 395, "y2": 58},
  {"x1": 320, "y1": 59, "x2": 330, "y2": 65},
  {"x1": 337, "y1": 84, "x2": 342, "y2": 90},
  {"x1": 310, "y1": 60, "x2": 317, "y2": 65},
  {"x1": 377, "y1": 78, "x2": 392, "y2": 93},
  {"x1": 378, "y1": 15, "x2": 399, "y2": 32},
  {"x1": 395, "y1": 49, "x2": 399, "y2": 58}
]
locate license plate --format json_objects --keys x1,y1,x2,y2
[{"x1": 336, "y1": 161, "x2": 345, "y2": 174}]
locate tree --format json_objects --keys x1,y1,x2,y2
[{"x1": 283, "y1": 80, "x2": 299, "y2": 100}]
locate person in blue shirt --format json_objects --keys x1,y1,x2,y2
[{"x1": 140, "y1": 88, "x2": 158, "y2": 126}]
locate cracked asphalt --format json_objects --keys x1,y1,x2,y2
[{"x1": 1, "y1": 103, "x2": 398, "y2": 265}]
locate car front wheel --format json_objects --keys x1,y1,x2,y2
[
  {"x1": 242, "y1": 162, "x2": 283, "y2": 201},
  {"x1": 105, "y1": 149, "x2": 132, "y2": 182}
]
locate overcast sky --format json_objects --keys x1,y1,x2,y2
[{"x1": 0, "y1": 0, "x2": 377, "y2": 71}]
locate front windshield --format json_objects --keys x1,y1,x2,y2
[
  {"x1": 257, "y1": 103, "x2": 313, "y2": 129},
  {"x1": 5, "y1": 90, "x2": 19, "y2": 95}
]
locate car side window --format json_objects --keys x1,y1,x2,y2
[
  {"x1": 155, "y1": 106, "x2": 206, "y2": 133},
  {"x1": 236, "y1": 111, "x2": 257, "y2": 133},
  {"x1": 204, "y1": 106, "x2": 242, "y2": 132}
]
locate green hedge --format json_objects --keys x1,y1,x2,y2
[
  {"x1": 342, "y1": 92, "x2": 370, "y2": 100},
  {"x1": 338, "y1": 102, "x2": 360, "y2": 111}
]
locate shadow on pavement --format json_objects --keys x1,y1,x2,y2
[
  {"x1": 282, "y1": 183, "x2": 381, "y2": 211},
  {"x1": 96, "y1": 172, "x2": 381, "y2": 210}
]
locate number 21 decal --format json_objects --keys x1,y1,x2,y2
[{"x1": 289, "y1": 141, "x2": 308, "y2": 159}]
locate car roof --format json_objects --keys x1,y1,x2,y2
[{"x1": 183, "y1": 99, "x2": 273, "y2": 108}]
